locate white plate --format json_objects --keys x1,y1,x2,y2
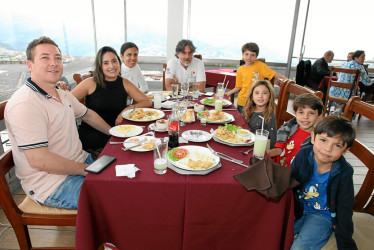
[
  {"x1": 200, "y1": 98, "x2": 232, "y2": 107},
  {"x1": 181, "y1": 130, "x2": 213, "y2": 142},
  {"x1": 168, "y1": 145, "x2": 220, "y2": 171},
  {"x1": 147, "y1": 91, "x2": 171, "y2": 102},
  {"x1": 122, "y1": 108, "x2": 165, "y2": 122},
  {"x1": 123, "y1": 136, "x2": 161, "y2": 152},
  {"x1": 161, "y1": 101, "x2": 177, "y2": 109},
  {"x1": 212, "y1": 129, "x2": 255, "y2": 146},
  {"x1": 196, "y1": 110, "x2": 234, "y2": 124},
  {"x1": 109, "y1": 125, "x2": 143, "y2": 138},
  {"x1": 180, "y1": 109, "x2": 195, "y2": 123},
  {"x1": 148, "y1": 123, "x2": 168, "y2": 133}
]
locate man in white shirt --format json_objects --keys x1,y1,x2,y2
[{"x1": 165, "y1": 39, "x2": 206, "y2": 92}]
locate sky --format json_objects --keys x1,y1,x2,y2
[{"x1": 0, "y1": 0, "x2": 373, "y2": 63}]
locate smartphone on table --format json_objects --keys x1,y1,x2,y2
[{"x1": 85, "y1": 155, "x2": 116, "y2": 174}]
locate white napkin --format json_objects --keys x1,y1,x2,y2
[
  {"x1": 161, "y1": 101, "x2": 177, "y2": 109},
  {"x1": 179, "y1": 137, "x2": 189, "y2": 143},
  {"x1": 115, "y1": 164, "x2": 140, "y2": 178}
]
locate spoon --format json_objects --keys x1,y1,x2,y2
[{"x1": 242, "y1": 148, "x2": 253, "y2": 155}]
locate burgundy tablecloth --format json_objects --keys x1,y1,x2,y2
[
  {"x1": 76, "y1": 100, "x2": 294, "y2": 250},
  {"x1": 318, "y1": 76, "x2": 338, "y2": 90},
  {"x1": 206, "y1": 69, "x2": 236, "y2": 90}
]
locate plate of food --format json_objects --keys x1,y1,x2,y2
[
  {"x1": 200, "y1": 98, "x2": 232, "y2": 107},
  {"x1": 196, "y1": 110, "x2": 233, "y2": 124},
  {"x1": 181, "y1": 130, "x2": 213, "y2": 142},
  {"x1": 109, "y1": 125, "x2": 143, "y2": 138},
  {"x1": 122, "y1": 108, "x2": 165, "y2": 122},
  {"x1": 123, "y1": 136, "x2": 161, "y2": 152},
  {"x1": 167, "y1": 146, "x2": 220, "y2": 171},
  {"x1": 213, "y1": 124, "x2": 255, "y2": 146},
  {"x1": 146, "y1": 91, "x2": 171, "y2": 102},
  {"x1": 180, "y1": 109, "x2": 195, "y2": 123}
]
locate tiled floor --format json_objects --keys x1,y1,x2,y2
[{"x1": 1, "y1": 105, "x2": 373, "y2": 249}]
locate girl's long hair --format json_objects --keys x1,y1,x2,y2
[{"x1": 243, "y1": 80, "x2": 275, "y2": 123}]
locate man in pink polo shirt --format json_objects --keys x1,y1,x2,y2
[{"x1": 5, "y1": 36, "x2": 111, "y2": 209}]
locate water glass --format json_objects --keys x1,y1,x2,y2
[
  {"x1": 192, "y1": 82, "x2": 200, "y2": 100},
  {"x1": 216, "y1": 82, "x2": 224, "y2": 97},
  {"x1": 253, "y1": 129, "x2": 269, "y2": 159},
  {"x1": 181, "y1": 82, "x2": 189, "y2": 98},
  {"x1": 171, "y1": 83, "x2": 179, "y2": 98},
  {"x1": 153, "y1": 91, "x2": 162, "y2": 109},
  {"x1": 215, "y1": 95, "x2": 223, "y2": 111},
  {"x1": 154, "y1": 141, "x2": 168, "y2": 175}
]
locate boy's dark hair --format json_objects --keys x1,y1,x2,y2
[
  {"x1": 293, "y1": 93, "x2": 324, "y2": 115},
  {"x1": 352, "y1": 50, "x2": 365, "y2": 60},
  {"x1": 314, "y1": 115, "x2": 356, "y2": 148},
  {"x1": 120, "y1": 42, "x2": 139, "y2": 55},
  {"x1": 242, "y1": 42, "x2": 259, "y2": 56},
  {"x1": 26, "y1": 36, "x2": 61, "y2": 61}
]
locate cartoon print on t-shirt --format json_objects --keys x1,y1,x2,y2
[{"x1": 304, "y1": 185, "x2": 322, "y2": 210}]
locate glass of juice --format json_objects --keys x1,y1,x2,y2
[
  {"x1": 154, "y1": 141, "x2": 168, "y2": 174},
  {"x1": 253, "y1": 129, "x2": 269, "y2": 159},
  {"x1": 215, "y1": 95, "x2": 223, "y2": 111}
]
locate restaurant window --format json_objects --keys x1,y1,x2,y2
[
  {"x1": 188, "y1": 0, "x2": 296, "y2": 62},
  {"x1": 126, "y1": 0, "x2": 167, "y2": 57}
]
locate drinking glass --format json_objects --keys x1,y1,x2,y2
[
  {"x1": 154, "y1": 141, "x2": 168, "y2": 175},
  {"x1": 192, "y1": 82, "x2": 200, "y2": 100},
  {"x1": 215, "y1": 95, "x2": 223, "y2": 111},
  {"x1": 153, "y1": 91, "x2": 162, "y2": 109},
  {"x1": 216, "y1": 82, "x2": 224, "y2": 97},
  {"x1": 253, "y1": 129, "x2": 269, "y2": 159},
  {"x1": 180, "y1": 82, "x2": 189, "y2": 99},
  {"x1": 178, "y1": 101, "x2": 188, "y2": 126},
  {"x1": 171, "y1": 83, "x2": 179, "y2": 99}
]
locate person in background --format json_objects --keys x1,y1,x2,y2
[
  {"x1": 291, "y1": 115, "x2": 357, "y2": 249},
  {"x1": 347, "y1": 52, "x2": 354, "y2": 62},
  {"x1": 57, "y1": 75, "x2": 70, "y2": 90},
  {"x1": 165, "y1": 39, "x2": 206, "y2": 92},
  {"x1": 5, "y1": 36, "x2": 111, "y2": 209},
  {"x1": 225, "y1": 42, "x2": 287, "y2": 113},
  {"x1": 242, "y1": 80, "x2": 277, "y2": 149},
  {"x1": 306, "y1": 50, "x2": 334, "y2": 90},
  {"x1": 72, "y1": 46, "x2": 152, "y2": 153},
  {"x1": 329, "y1": 50, "x2": 374, "y2": 114},
  {"x1": 120, "y1": 42, "x2": 148, "y2": 93},
  {"x1": 267, "y1": 93, "x2": 324, "y2": 168}
]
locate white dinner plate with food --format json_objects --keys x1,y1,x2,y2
[
  {"x1": 213, "y1": 125, "x2": 255, "y2": 146},
  {"x1": 181, "y1": 130, "x2": 213, "y2": 142},
  {"x1": 146, "y1": 91, "x2": 171, "y2": 102},
  {"x1": 196, "y1": 110, "x2": 233, "y2": 124},
  {"x1": 167, "y1": 146, "x2": 220, "y2": 171},
  {"x1": 109, "y1": 125, "x2": 143, "y2": 138},
  {"x1": 122, "y1": 108, "x2": 165, "y2": 122},
  {"x1": 200, "y1": 98, "x2": 232, "y2": 107},
  {"x1": 123, "y1": 136, "x2": 161, "y2": 152},
  {"x1": 180, "y1": 109, "x2": 195, "y2": 123}
]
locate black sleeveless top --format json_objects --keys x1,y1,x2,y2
[{"x1": 78, "y1": 76, "x2": 128, "y2": 150}]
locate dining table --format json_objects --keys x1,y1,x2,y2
[
  {"x1": 75, "y1": 96, "x2": 294, "y2": 250},
  {"x1": 205, "y1": 69, "x2": 237, "y2": 103}
]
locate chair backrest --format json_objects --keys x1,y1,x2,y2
[
  {"x1": 0, "y1": 149, "x2": 77, "y2": 249},
  {"x1": 0, "y1": 101, "x2": 7, "y2": 154},
  {"x1": 276, "y1": 80, "x2": 323, "y2": 129},
  {"x1": 73, "y1": 72, "x2": 92, "y2": 85},
  {"x1": 162, "y1": 63, "x2": 167, "y2": 91},
  {"x1": 324, "y1": 66, "x2": 361, "y2": 115},
  {"x1": 194, "y1": 54, "x2": 202, "y2": 60},
  {"x1": 342, "y1": 96, "x2": 374, "y2": 214}
]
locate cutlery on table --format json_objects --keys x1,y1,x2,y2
[
  {"x1": 109, "y1": 141, "x2": 124, "y2": 145},
  {"x1": 214, "y1": 153, "x2": 249, "y2": 168},
  {"x1": 206, "y1": 143, "x2": 244, "y2": 164},
  {"x1": 242, "y1": 148, "x2": 254, "y2": 155},
  {"x1": 121, "y1": 138, "x2": 147, "y2": 151}
]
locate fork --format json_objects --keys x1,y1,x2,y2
[{"x1": 242, "y1": 148, "x2": 254, "y2": 155}]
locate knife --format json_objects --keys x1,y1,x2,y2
[
  {"x1": 122, "y1": 138, "x2": 147, "y2": 151},
  {"x1": 206, "y1": 143, "x2": 243, "y2": 163},
  {"x1": 216, "y1": 154, "x2": 249, "y2": 168}
]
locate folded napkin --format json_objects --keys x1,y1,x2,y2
[
  {"x1": 233, "y1": 157, "x2": 299, "y2": 200},
  {"x1": 161, "y1": 101, "x2": 177, "y2": 109},
  {"x1": 179, "y1": 137, "x2": 189, "y2": 143},
  {"x1": 115, "y1": 164, "x2": 140, "y2": 178}
]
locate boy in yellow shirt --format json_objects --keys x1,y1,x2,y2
[{"x1": 226, "y1": 42, "x2": 287, "y2": 113}]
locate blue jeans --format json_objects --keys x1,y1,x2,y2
[
  {"x1": 42, "y1": 154, "x2": 94, "y2": 209},
  {"x1": 291, "y1": 210, "x2": 333, "y2": 250},
  {"x1": 237, "y1": 105, "x2": 243, "y2": 114}
]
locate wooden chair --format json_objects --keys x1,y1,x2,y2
[
  {"x1": 0, "y1": 149, "x2": 77, "y2": 249},
  {"x1": 0, "y1": 101, "x2": 8, "y2": 154},
  {"x1": 322, "y1": 96, "x2": 374, "y2": 249},
  {"x1": 324, "y1": 66, "x2": 361, "y2": 115},
  {"x1": 72, "y1": 72, "x2": 92, "y2": 85},
  {"x1": 275, "y1": 80, "x2": 323, "y2": 129}
]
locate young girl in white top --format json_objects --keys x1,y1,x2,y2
[{"x1": 242, "y1": 80, "x2": 277, "y2": 149}]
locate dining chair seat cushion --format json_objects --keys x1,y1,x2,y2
[
  {"x1": 322, "y1": 212, "x2": 374, "y2": 249},
  {"x1": 18, "y1": 196, "x2": 77, "y2": 215}
]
